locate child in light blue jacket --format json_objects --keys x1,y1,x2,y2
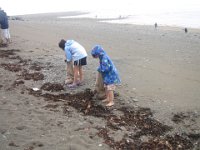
[
  {"x1": 59, "y1": 39, "x2": 87, "y2": 88},
  {"x1": 91, "y1": 45, "x2": 121, "y2": 106}
]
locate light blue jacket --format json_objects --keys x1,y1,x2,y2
[{"x1": 64, "y1": 40, "x2": 87, "y2": 62}]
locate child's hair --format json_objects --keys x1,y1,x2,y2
[{"x1": 58, "y1": 39, "x2": 66, "y2": 50}]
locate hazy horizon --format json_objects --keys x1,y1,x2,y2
[
  {"x1": 1, "y1": 0, "x2": 200, "y2": 16},
  {"x1": 1, "y1": 0, "x2": 200, "y2": 28}
]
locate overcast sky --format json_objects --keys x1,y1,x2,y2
[{"x1": 1, "y1": 0, "x2": 200, "y2": 15}]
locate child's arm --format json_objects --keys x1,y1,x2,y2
[
  {"x1": 65, "y1": 47, "x2": 72, "y2": 62},
  {"x1": 98, "y1": 57, "x2": 112, "y2": 73}
]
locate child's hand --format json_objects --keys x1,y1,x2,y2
[{"x1": 97, "y1": 67, "x2": 101, "y2": 72}]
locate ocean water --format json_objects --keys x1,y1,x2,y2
[
  {"x1": 59, "y1": 10, "x2": 200, "y2": 29},
  {"x1": 2, "y1": 0, "x2": 200, "y2": 29}
]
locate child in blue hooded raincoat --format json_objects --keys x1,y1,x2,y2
[{"x1": 91, "y1": 45, "x2": 121, "y2": 106}]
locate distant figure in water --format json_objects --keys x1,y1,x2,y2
[
  {"x1": 154, "y1": 22, "x2": 158, "y2": 29},
  {"x1": 184, "y1": 28, "x2": 188, "y2": 33}
]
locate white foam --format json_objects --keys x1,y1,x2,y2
[{"x1": 59, "y1": 10, "x2": 200, "y2": 29}]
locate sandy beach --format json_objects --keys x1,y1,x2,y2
[{"x1": 0, "y1": 12, "x2": 200, "y2": 149}]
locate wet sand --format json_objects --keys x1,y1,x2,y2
[{"x1": 0, "y1": 12, "x2": 200, "y2": 149}]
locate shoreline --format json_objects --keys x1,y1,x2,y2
[{"x1": 10, "y1": 11, "x2": 200, "y2": 30}]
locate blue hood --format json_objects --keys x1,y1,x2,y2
[
  {"x1": 91, "y1": 45, "x2": 106, "y2": 57},
  {"x1": 91, "y1": 45, "x2": 121, "y2": 85}
]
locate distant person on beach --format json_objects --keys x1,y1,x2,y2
[
  {"x1": 184, "y1": 28, "x2": 188, "y2": 33},
  {"x1": 154, "y1": 22, "x2": 158, "y2": 29},
  {"x1": 91, "y1": 45, "x2": 121, "y2": 107},
  {"x1": 58, "y1": 39, "x2": 88, "y2": 88},
  {"x1": 0, "y1": 8, "x2": 11, "y2": 46}
]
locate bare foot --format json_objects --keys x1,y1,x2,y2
[
  {"x1": 67, "y1": 83, "x2": 78, "y2": 89},
  {"x1": 106, "y1": 102, "x2": 114, "y2": 107},
  {"x1": 102, "y1": 99, "x2": 108, "y2": 103},
  {"x1": 65, "y1": 79, "x2": 73, "y2": 84},
  {"x1": 77, "y1": 80, "x2": 84, "y2": 86}
]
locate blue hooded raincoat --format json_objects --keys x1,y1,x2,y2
[{"x1": 91, "y1": 45, "x2": 121, "y2": 85}]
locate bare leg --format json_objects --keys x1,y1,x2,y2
[
  {"x1": 73, "y1": 65, "x2": 79, "y2": 84},
  {"x1": 7, "y1": 30, "x2": 11, "y2": 43},
  {"x1": 65, "y1": 62, "x2": 73, "y2": 84},
  {"x1": 106, "y1": 90, "x2": 114, "y2": 107},
  {"x1": 78, "y1": 66, "x2": 83, "y2": 82},
  {"x1": 102, "y1": 90, "x2": 109, "y2": 103}
]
